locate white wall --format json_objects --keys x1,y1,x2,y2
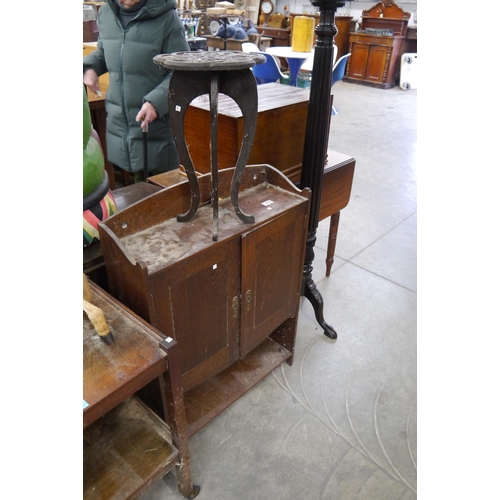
[{"x1": 276, "y1": 0, "x2": 417, "y2": 26}]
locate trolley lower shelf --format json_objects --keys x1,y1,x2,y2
[{"x1": 84, "y1": 397, "x2": 179, "y2": 500}]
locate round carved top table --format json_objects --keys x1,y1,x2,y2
[
  {"x1": 154, "y1": 50, "x2": 265, "y2": 71},
  {"x1": 154, "y1": 51, "x2": 266, "y2": 240}
]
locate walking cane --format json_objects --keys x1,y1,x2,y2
[{"x1": 142, "y1": 121, "x2": 148, "y2": 181}]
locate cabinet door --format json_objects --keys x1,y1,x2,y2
[
  {"x1": 365, "y1": 45, "x2": 390, "y2": 83},
  {"x1": 148, "y1": 238, "x2": 240, "y2": 392},
  {"x1": 240, "y1": 204, "x2": 307, "y2": 357},
  {"x1": 348, "y1": 43, "x2": 369, "y2": 80}
]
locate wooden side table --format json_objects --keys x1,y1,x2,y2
[
  {"x1": 83, "y1": 280, "x2": 200, "y2": 499},
  {"x1": 320, "y1": 150, "x2": 356, "y2": 276}
]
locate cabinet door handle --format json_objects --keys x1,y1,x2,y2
[
  {"x1": 245, "y1": 290, "x2": 252, "y2": 312},
  {"x1": 232, "y1": 296, "x2": 239, "y2": 319}
]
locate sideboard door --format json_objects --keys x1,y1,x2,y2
[
  {"x1": 349, "y1": 42, "x2": 370, "y2": 80},
  {"x1": 148, "y1": 237, "x2": 241, "y2": 392},
  {"x1": 365, "y1": 45, "x2": 390, "y2": 84},
  {"x1": 240, "y1": 205, "x2": 307, "y2": 358}
]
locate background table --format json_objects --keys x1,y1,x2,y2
[{"x1": 266, "y1": 46, "x2": 315, "y2": 87}]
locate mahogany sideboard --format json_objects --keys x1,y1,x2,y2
[
  {"x1": 344, "y1": 31, "x2": 404, "y2": 89},
  {"x1": 344, "y1": 1, "x2": 410, "y2": 89}
]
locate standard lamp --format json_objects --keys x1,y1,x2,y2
[{"x1": 300, "y1": 0, "x2": 345, "y2": 339}]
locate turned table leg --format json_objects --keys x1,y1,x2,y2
[{"x1": 326, "y1": 212, "x2": 340, "y2": 277}]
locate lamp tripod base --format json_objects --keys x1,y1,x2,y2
[
  {"x1": 303, "y1": 277, "x2": 337, "y2": 340},
  {"x1": 301, "y1": 230, "x2": 337, "y2": 339}
]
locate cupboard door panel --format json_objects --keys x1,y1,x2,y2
[
  {"x1": 148, "y1": 238, "x2": 240, "y2": 391},
  {"x1": 365, "y1": 45, "x2": 389, "y2": 83},
  {"x1": 348, "y1": 43, "x2": 369, "y2": 80},
  {"x1": 240, "y1": 206, "x2": 307, "y2": 357}
]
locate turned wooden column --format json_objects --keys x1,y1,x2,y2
[{"x1": 300, "y1": 0, "x2": 345, "y2": 339}]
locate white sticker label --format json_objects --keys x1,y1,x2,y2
[
  {"x1": 175, "y1": 105, "x2": 182, "y2": 112},
  {"x1": 213, "y1": 264, "x2": 217, "y2": 270},
  {"x1": 261, "y1": 200, "x2": 274, "y2": 206}
]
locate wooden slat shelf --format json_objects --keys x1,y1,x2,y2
[
  {"x1": 183, "y1": 336, "x2": 292, "y2": 437},
  {"x1": 83, "y1": 397, "x2": 178, "y2": 500}
]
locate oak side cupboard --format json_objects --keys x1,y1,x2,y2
[{"x1": 98, "y1": 165, "x2": 311, "y2": 436}]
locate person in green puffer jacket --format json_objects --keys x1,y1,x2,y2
[{"x1": 83, "y1": 0, "x2": 189, "y2": 182}]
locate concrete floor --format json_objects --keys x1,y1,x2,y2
[{"x1": 139, "y1": 80, "x2": 417, "y2": 500}]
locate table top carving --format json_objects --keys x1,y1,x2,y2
[{"x1": 154, "y1": 50, "x2": 265, "y2": 71}]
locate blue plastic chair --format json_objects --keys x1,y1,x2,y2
[
  {"x1": 250, "y1": 52, "x2": 289, "y2": 85},
  {"x1": 330, "y1": 53, "x2": 351, "y2": 115}
]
